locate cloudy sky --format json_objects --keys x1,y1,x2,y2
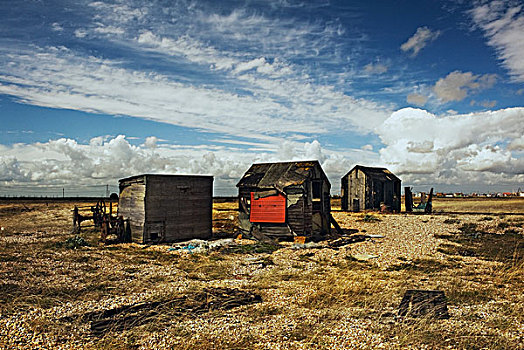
[{"x1": 0, "y1": 0, "x2": 523, "y2": 196}]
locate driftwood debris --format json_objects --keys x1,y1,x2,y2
[
  {"x1": 398, "y1": 289, "x2": 449, "y2": 319},
  {"x1": 328, "y1": 235, "x2": 367, "y2": 248},
  {"x1": 62, "y1": 288, "x2": 262, "y2": 336}
]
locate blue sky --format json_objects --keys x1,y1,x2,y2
[{"x1": 0, "y1": 0, "x2": 523, "y2": 196}]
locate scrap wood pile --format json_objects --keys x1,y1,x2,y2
[{"x1": 61, "y1": 288, "x2": 262, "y2": 336}]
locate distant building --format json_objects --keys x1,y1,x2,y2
[
  {"x1": 237, "y1": 161, "x2": 331, "y2": 240},
  {"x1": 118, "y1": 174, "x2": 213, "y2": 244},
  {"x1": 341, "y1": 165, "x2": 401, "y2": 212}
]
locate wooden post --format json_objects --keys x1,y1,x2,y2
[
  {"x1": 330, "y1": 214, "x2": 344, "y2": 236},
  {"x1": 341, "y1": 177, "x2": 348, "y2": 211},
  {"x1": 405, "y1": 187, "x2": 413, "y2": 212},
  {"x1": 425, "y1": 188, "x2": 434, "y2": 214},
  {"x1": 73, "y1": 206, "x2": 80, "y2": 233}
]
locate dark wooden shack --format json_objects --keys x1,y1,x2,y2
[
  {"x1": 341, "y1": 165, "x2": 401, "y2": 212},
  {"x1": 118, "y1": 174, "x2": 213, "y2": 244},
  {"x1": 236, "y1": 161, "x2": 331, "y2": 240}
]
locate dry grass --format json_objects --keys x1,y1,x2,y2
[
  {"x1": 0, "y1": 198, "x2": 522, "y2": 349},
  {"x1": 431, "y1": 197, "x2": 524, "y2": 214}
]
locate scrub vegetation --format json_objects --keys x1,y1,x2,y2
[{"x1": 0, "y1": 197, "x2": 522, "y2": 349}]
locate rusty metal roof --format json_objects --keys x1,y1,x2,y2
[
  {"x1": 343, "y1": 165, "x2": 401, "y2": 182},
  {"x1": 236, "y1": 160, "x2": 328, "y2": 192}
]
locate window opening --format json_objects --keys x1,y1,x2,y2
[{"x1": 312, "y1": 180, "x2": 322, "y2": 212}]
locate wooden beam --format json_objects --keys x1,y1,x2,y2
[{"x1": 330, "y1": 214, "x2": 344, "y2": 236}]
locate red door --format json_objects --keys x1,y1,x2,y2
[{"x1": 250, "y1": 192, "x2": 286, "y2": 223}]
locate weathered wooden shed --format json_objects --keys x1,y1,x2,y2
[
  {"x1": 341, "y1": 165, "x2": 401, "y2": 212},
  {"x1": 118, "y1": 174, "x2": 213, "y2": 244},
  {"x1": 236, "y1": 161, "x2": 331, "y2": 240}
]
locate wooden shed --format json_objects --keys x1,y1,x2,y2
[
  {"x1": 236, "y1": 161, "x2": 331, "y2": 240},
  {"x1": 118, "y1": 174, "x2": 213, "y2": 244},
  {"x1": 341, "y1": 165, "x2": 401, "y2": 212}
]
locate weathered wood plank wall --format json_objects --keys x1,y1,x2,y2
[
  {"x1": 119, "y1": 175, "x2": 212, "y2": 244},
  {"x1": 145, "y1": 176, "x2": 212, "y2": 243},
  {"x1": 118, "y1": 178, "x2": 146, "y2": 242}
]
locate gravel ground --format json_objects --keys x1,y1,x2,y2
[{"x1": 0, "y1": 203, "x2": 523, "y2": 349}]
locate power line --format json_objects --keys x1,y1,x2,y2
[{"x1": 0, "y1": 183, "x2": 120, "y2": 197}]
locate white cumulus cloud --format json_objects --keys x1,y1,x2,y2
[
  {"x1": 0, "y1": 156, "x2": 31, "y2": 182},
  {"x1": 377, "y1": 107, "x2": 524, "y2": 187},
  {"x1": 0, "y1": 136, "x2": 379, "y2": 195}
]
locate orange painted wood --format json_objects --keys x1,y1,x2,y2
[{"x1": 250, "y1": 192, "x2": 286, "y2": 223}]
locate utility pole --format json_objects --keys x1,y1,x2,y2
[
  {"x1": 106, "y1": 184, "x2": 109, "y2": 197},
  {"x1": 62, "y1": 188, "x2": 65, "y2": 198}
]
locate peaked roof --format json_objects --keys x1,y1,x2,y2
[
  {"x1": 236, "y1": 160, "x2": 329, "y2": 192},
  {"x1": 343, "y1": 165, "x2": 401, "y2": 182}
]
